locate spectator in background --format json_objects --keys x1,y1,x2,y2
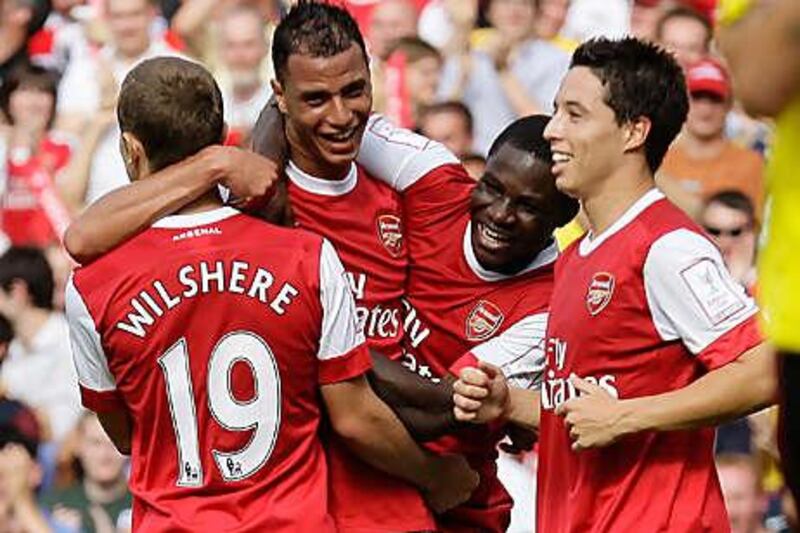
[
  {"x1": 0, "y1": 247, "x2": 80, "y2": 443},
  {"x1": 718, "y1": 2, "x2": 800, "y2": 507},
  {"x1": 218, "y1": 5, "x2": 271, "y2": 145},
  {"x1": 654, "y1": 5, "x2": 711, "y2": 70},
  {"x1": 56, "y1": 0, "x2": 177, "y2": 132},
  {"x1": 56, "y1": 0, "x2": 180, "y2": 209},
  {"x1": 660, "y1": 58, "x2": 765, "y2": 217},
  {"x1": 533, "y1": 0, "x2": 575, "y2": 51},
  {"x1": 382, "y1": 37, "x2": 442, "y2": 129},
  {"x1": 438, "y1": 0, "x2": 570, "y2": 154},
  {"x1": 0, "y1": 398, "x2": 59, "y2": 533},
  {"x1": 42, "y1": 412, "x2": 131, "y2": 533},
  {"x1": 418, "y1": 0, "x2": 478, "y2": 53},
  {"x1": 418, "y1": 101, "x2": 474, "y2": 158},
  {"x1": 367, "y1": 0, "x2": 418, "y2": 60},
  {"x1": 0, "y1": 0, "x2": 51, "y2": 90},
  {"x1": 717, "y1": 454, "x2": 770, "y2": 533},
  {"x1": 0, "y1": 65, "x2": 72, "y2": 247},
  {"x1": 701, "y1": 191, "x2": 758, "y2": 293},
  {"x1": 27, "y1": 0, "x2": 90, "y2": 76},
  {"x1": 628, "y1": 0, "x2": 663, "y2": 41}
]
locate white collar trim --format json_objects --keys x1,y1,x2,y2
[
  {"x1": 463, "y1": 221, "x2": 559, "y2": 282},
  {"x1": 152, "y1": 206, "x2": 240, "y2": 228},
  {"x1": 286, "y1": 160, "x2": 358, "y2": 196},
  {"x1": 578, "y1": 188, "x2": 664, "y2": 256}
]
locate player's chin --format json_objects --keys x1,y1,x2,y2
[{"x1": 474, "y1": 243, "x2": 511, "y2": 272}]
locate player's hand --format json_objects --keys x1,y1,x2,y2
[
  {"x1": 556, "y1": 375, "x2": 630, "y2": 452},
  {"x1": 453, "y1": 361, "x2": 509, "y2": 424},
  {"x1": 422, "y1": 454, "x2": 479, "y2": 514},
  {"x1": 210, "y1": 147, "x2": 280, "y2": 205}
]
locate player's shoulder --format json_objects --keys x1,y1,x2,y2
[{"x1": 633, "y1": 196, "x2": 704, "y2": 243}]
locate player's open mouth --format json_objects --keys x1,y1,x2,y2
[
  {"x1": 478, "y1": 222, "x2": 512, "y2": 250},
  {"x1": 551, "y1": 150, "x2": 573, "y2": 175},
  {"x1": 321, "y1": 129, "x2": 357, "y2": 145}
]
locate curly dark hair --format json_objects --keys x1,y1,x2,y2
[{"x1": 571, "y1": 37, "x2": 688, "y2": 173}]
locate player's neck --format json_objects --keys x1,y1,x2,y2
[
  {"x1": 582, "y1": 162, "x2": 655, "y2": 238},
  {"x1": 174, "y1": 191, "x2": 225, "y2": 216}
]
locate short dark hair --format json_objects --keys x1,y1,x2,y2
[
  {"x1": 0, "y1": 64, "x2": 59, "y2": 126},
  {"x1": 488, "y1": 114, "x2": 579, "y2": 227},
  {"x1": 272, "y1": 0, "x2": 368, "y2": 83},
  {"x1": 386, "y1": 36, "x2": 441, "y2": 64},
  {"x1": 0, "y1": 247, "x2": 54, "y2": 310},
  {"x1": 571, "y1": 37, "x2": 688, "y2": 173},
  {"x1": 655, "y1": 6, "x2": 712, "y2": 49},
  {"x1": 420, "y1": 101, "x2": 473, "y2": 133},
  {"x1": 705, "y1": 190, "x2": 756, "y2": 225},
  {"x1": 117, "y1": 57, "x2": 224, "y2": 172}
]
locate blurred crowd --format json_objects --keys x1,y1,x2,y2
[{"x1": 0, "y1": 0, "x2": 787, "y2": 531}]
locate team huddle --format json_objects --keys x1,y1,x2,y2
[{"x1": 62, "y1": 1, "x2": 776, "y2": 532}]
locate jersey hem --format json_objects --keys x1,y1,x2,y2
[{"x1": 318, "y1": 343, "x2": 372, "y2": 385}]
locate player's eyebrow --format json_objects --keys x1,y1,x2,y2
[
  {"x1": 564, "y1": 100, "x2": 589, "y2": 114},
  {"x1": 300, "y1": 89, "x2": 331, "y2": 102},
  {"x1": 341, "y1": 79, "x2": 367, "y2": 94}
]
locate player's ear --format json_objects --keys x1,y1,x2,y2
[
  {"x1": 271, "y1": 79, "x2": 288, "y2": 114},
  {"x1": 622, "y1": 116, "x2": 651, "y2": 154},
  {"x1": 120, "y1": 131, "x2": 147, "y2": 181}
]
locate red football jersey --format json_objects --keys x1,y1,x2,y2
[
  {"x1": 286, "y1": 163, "x2": 434, "y2": 532},
  {"x1": 538, "y1": 190, "x2": 763, "y2": 532},
  {"x1": 66, "y1": 207, "x2": 371, "y2": 532},
  {"x1": 2, "y1": 134, "x2": 72, "y2": 246},
  {"x1": 358, "y1": 115, "x2": 556, "y2": 532}
]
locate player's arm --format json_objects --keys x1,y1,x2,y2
[
  {"x1": 453, "y1": 363, "x2": 542, "y2": 432},
  {"x1": 356, "y1": 114, "x2": 462, "y2": 193},
  {"x1": 322, "y1": 376, "x2": 477, "y2": 513},
  {"x1": 96, "y1": 409, "x2": 133, "y2": 455},
  {"x1": 367, "y1": 350, "x2": 461, "y2": 441},
  {"x1": 557, "y1": 230, "x2": 776, "y2": 451},
  {"x1": 64, "y1": 276, "x2": 132, "y2": 454},
  {"x1": 315, "y1": 240, "x2": 478, "y2": 512},
  {"x1": 594, "y1": 342, "x2": 773, "y2": 433},
  {"x1": 717, "y1": 0, "x2": 800, "y2": 117},
  {"x1": 63, "y1": 146, "x2": 279, "y2": 264}
]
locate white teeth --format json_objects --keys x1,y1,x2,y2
[
  {"x1": 552, "y1": 152, "x2": 572, "y2": 163},
  {"x1": 480, "y1": 224, "x2": 510, "y2": 248}
]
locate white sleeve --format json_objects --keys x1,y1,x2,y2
[
  {"x1": 644, "y1": 229, "x2": 759, "y2": 355},
  {"x1": 470, "y1": 313, "x2": 549, "y2": 389},
  {"x1": 64, "y1": 275, "x2": 117, "y2": 393},
  {"x1": 357, "y1": 114, "x2": 460, "y2": 191},
  {"x1": 318, "y1": 239, "x2": 366, "y2": 360}
]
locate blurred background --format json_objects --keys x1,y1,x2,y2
[{"x1": 0, "y1": 0, "x2": 787, "y2": 531}]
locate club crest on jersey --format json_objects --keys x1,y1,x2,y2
[
  {"x1": 465, "y1": 300, "x2": 504, "y2": 341},
  {"x1": 586, "y1": 272, "x2": 615, "y2": 316},
  {"x1": 376, "y1": 212, "x2": 403, "y2": 257}
]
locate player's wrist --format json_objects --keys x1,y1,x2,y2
[{"x1": 615, "y1": 398, "x2": 650, "y2": 436}]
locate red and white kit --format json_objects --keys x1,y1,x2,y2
[
  {"x1": 285, "y1": 162, "x2": 434, "y2": 532},
  {"x1": 538, "y1": 189, "x2": 763, "y2": 533},
  {"x1": 66, "y1": 207, "x2": 370, "y2": 532},
  {"x1": 358, "y1": 115, "x2": 554, "y2": 532}
]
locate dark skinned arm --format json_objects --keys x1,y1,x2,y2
[{"x1": 367, "y1": 350, "x2": 471, "y2": 441}]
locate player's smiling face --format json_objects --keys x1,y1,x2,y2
[
  {"x1": 273, "y1": 43, "x2": 372, "y2": 180},
  {"x1": 470, "y1": 144, "x2": 557, "y2": 275},
  {"x1": 544, "y1": 66, "x2": 630, "y2": 199}
]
